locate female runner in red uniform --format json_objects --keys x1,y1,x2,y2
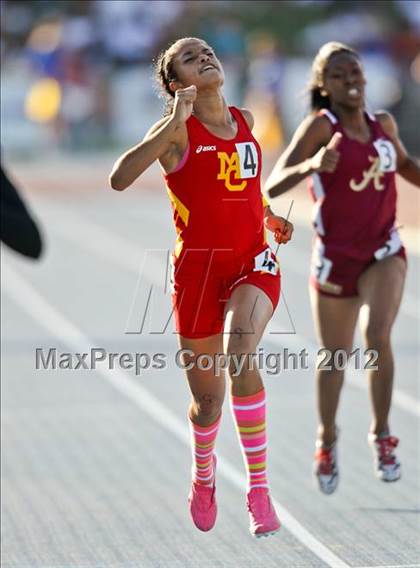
[
  {"x1": 265, "y1": 42, "x2": 420, "y2": 494},
  {"x1": 110, "y1": 37, "x2": 293, "y2": 535}
]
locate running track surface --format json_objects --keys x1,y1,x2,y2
[{"x1": 2, "y1": 156, "x2": 419, "y2": 568}]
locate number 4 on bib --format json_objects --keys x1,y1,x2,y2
[
  {"x1": 254, "y1": 248, "x2": 279, "y2": 275},
  {"x1": 236, "y1": 142, "x2": 258, "y2": 178}
]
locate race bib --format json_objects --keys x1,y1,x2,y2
[
  {"x1": 235, "y1": 142, "x2": 259, "y2": 179},
  {"x1": 374, "y1": 229, "x2": 402, "y2": 260},
  {"x1": 311, "y1": 241, "x2": 332, "y2": 284},
  {"x1": 254, "y1": 248, "x2": 279, "y2": 275},
  {"x1": 373, "y1": 138, "x2": 397, "y2": 173}
]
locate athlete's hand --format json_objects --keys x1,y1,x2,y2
[
  {"x1": 310, "y1": 132, "x2": 342, "y2": 174},
  {"x1": 172, "y1": 85, "x2": 197, "y2": 124},
  {"x1": 264, "y1": 214, "x2": 294, "y2": 244}
]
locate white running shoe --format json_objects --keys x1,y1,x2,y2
[
  {"x1": 368, "y1": 432, "x2": 401, "y2": 482},
  {"x1": 313, "y1": 439, "x2": 339, "y2": 495}
]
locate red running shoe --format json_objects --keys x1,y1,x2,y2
[
  {"x1": 368, "y1": 433, "x2": 401, "y2": 482},
  {"x1": 314, "y1": 439, "x2": 339, "y2": 495}
]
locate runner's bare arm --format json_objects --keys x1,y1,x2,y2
[
  {"x1": 109, "y1": 117, "x2": 186, "y2": 191},
  {"x1": 241, "y1": 108, "x2": 274, "y2": 219},
  {"x1": 238, "y1": 107, "x2": 294, "y2": 244},
  {"x1": 261, "y1": 192, "x2": 294, "y2": 244},
  {"x1": 242, "y1": 108, "x2": 271, "y2": 214},
  {"x1": 376, "y1": 111, "x2": 420, "y2": 187},
  {"x1": 264, "y1": 115, "x2": 333, "y2": 199},
  {"x1": 109, "y1": 86, "x2": 197, "y2": 191}
]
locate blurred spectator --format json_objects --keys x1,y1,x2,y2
[
  {"x1": 244, "y1": 32, "x2": 286, "y2": 159},
  {"x1": 94, "y1": 1, "x2": 184, "y2": 64},
  {"x1": 0, "y1": 0, "x2": 419, "y2": 155}
]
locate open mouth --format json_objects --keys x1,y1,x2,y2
[
  {"x1": 348, "y1": 87, "x2": 361, "y2": 97},
  {"x1": 200, "y1": 64, "x2": 217, "y2": 73}
]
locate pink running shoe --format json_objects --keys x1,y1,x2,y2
[
  {"x1": 188, "y1": 456, "x2": 217, "y2": 532},
  {"x1": 246, "y1": 487, "x2": 281, "y2": 538}
]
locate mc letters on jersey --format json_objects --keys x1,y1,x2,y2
[{"x1": 217, "y1": 142, "x2": 258, "y2": 191}]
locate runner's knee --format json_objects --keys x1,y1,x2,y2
[
  {"x1": 190, "y1": 393, "x2": 223, "y2": 420},
  {"x1": 363, "y1": 324, "x2": 391, "y2": 351}
]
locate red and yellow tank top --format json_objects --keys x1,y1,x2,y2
[
  {"x1": 308, "y1": 109, "x2": 398, "y2": 260},
  {"x1": 163, "y1": 107, "x2": 267, "y2": 263}
]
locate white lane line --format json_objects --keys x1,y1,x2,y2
[
  {"x1": 51, "y1": 214, "x2": 165, "y2": 285},
  {"x1": 52, "y1": 215, "x2": 420, "y2": 419},
  {"x1": 3, "y1": 260, "x2": 351, "y2": 568}
]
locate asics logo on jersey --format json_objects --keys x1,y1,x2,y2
[
  {"x1": 217, "y1": 151, "x2": 247, "y2": 191},
  {"x1": 196, "y1": 145, "x2": 216, "y2": 153},
  {"x1": 350, "y1": 156, "x2": 385, "y2": 192}
]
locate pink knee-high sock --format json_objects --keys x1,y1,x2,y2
[
  {"x1": 231, "y1": 389, "x2": 268, "y2": 491},
  {"x1": 189, "y1": 413, "x2": 221, "y2": 486}
]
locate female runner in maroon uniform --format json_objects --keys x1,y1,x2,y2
[
  {"x1": 265, "y1": 42, "x2": 420, "y2": 494},
  {"x1": 110, "y1": 37, "x2": 293, "y2": 535}
]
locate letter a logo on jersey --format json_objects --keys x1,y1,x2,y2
[
  {"x1": 350, "y1": 156, "x2": 385, "y2": 191},
  {"x1": 217, "y1": 152, "x2": 247, "y2": 191}
]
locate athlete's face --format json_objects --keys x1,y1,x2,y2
[
  {"x1": 170, "y1": 39, "x2": 224, "y2": 92},
  {"x1": 322, "y1": 53, "x2": 366, "y2": 109}
]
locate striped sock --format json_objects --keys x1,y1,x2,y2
[
  {"x1": 231, "y1": 389, "x2": 268, "y2": 491},
  {"x1": 189, "y1": 413, "x2": 221, "y2": 486}
]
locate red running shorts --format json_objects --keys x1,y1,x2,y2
[{"x1": 171, "y1": 247, "x2": 281, "y2": 338}]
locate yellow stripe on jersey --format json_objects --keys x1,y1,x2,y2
[
  {"x1": 262, "y1": 193, "x2": 269, "y2": 208},
  {"x1": 174, "y1": 234, "x2": 184, "y2": 258},
  {"x1": 167, "y1": 187, "x2": 190, "y2": 227}
]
